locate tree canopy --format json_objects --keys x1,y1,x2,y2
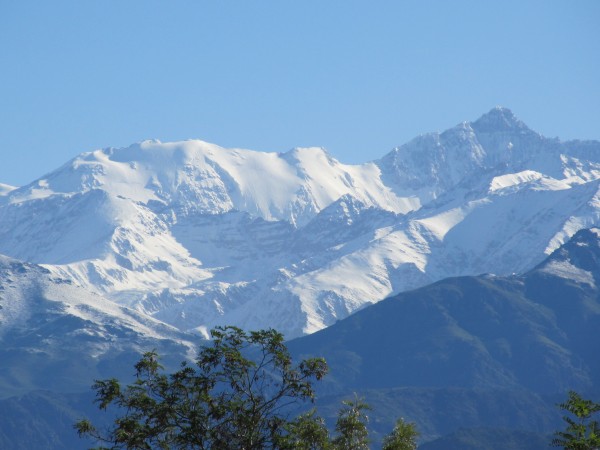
[
  {"x1": 382, "y1": 418, "x2": 419, "y2": 450},
  {"x1": 76, "y1": 327, "x2": 327, "y2": 449},
  {"x1": 552, "y1": 391, "x2": 600, "y2": 450},
  {"x1": 76, "y1": 326, "x2": 418, "y2": 449}
]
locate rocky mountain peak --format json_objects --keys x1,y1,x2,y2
[{"x1": 472, "y1": 106, "x2": 529, "y2": 134}]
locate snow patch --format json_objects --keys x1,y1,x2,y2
[
  {"x1": 489, "y1": 171, "x2": 570, "y2": 193},
  {"x1": 0, "y1": 183, "x2": 17, "y2": 196},
  {"x1": 538, "y1": 260, "x2": 596, "y2": 287}
]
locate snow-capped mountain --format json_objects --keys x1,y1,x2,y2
[
  {"x1": 1, "y1": 107, "x2": 599, "y2": 337},
  {"x1": 0, "y1": 255, "x2": 198, "y2": 395}
]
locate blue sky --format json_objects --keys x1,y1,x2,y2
[{"x1": 1, "y1": 1, "x2": 599, "y2": 186}]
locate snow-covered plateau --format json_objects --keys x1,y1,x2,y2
[{"x1": 1, "y1": 107, "x2": 599, "y2": 338}]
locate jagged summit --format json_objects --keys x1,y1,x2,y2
[
  {"x1": 376, "y1": 106, "x2": 600, "y2": 204},
  {"x1": 472, "y1": 106, "x2": 529, "y2": 133}
]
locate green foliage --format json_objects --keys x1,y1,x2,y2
[
  {"x1": 277, "y1": 410, "x2": 331, "y2": 449},
  {"x1": 75, "y1": 326, "x2": 419, "y2": 449},
  {"x1": 75, "y1": 326, "x2": 328, "y2": 449},
  {"x1": 382, "y1": 418, "x2": 419, "y2": 450},
  {"x1": 552, "y1": 391, "x2": 600, "y2": 450},
  {"x1": 332, "y1": 395, "x2": 371, "y2": 450}
]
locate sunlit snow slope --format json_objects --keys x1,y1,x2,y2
[
  {"x1": 0, "y1": 255, "x2": 198, "y2": 394},
  {"x1": 1, "y1": 107, "x2": 599, "y2": 337}
]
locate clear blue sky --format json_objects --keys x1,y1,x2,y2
[{"x1": 1, "y1": 1, "x2": 599, "y2": 186}]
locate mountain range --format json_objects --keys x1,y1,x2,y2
[
  {"x1": 1, "y1": 107, "x2": 599, "y2": 448},
  {"x1": 1, "y1": 107, "x2": 599, "y2": 339}
]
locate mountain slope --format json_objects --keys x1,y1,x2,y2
[
  {"x1": 0, "y1": 255, "x2": 199, "y2": 396},
  {"x1": 287, "y1": 227, "x2": 600, "y2": 444}
]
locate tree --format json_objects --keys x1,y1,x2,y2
[
  {"x1": 276, "y1": 410, "x2": 331, "y2": 450},
  {"x1": 75, "y1": 326, "x2": 328, "y2": 449},
  {"x1": 331, "y1": 395, "x2": 371, "y2": 450},
  {"x1": 552, "y1": 391, "x2": 600, "y2": 450},
  {"x1": 76, "y1": 326, "x2": 420, "y2": 449},
  {"x1": 381, "y1": 418, "x2": 419, "y2": 450}
]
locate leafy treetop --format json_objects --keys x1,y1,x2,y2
[{"x1": 75, "y1": 326, "x2": 418, "y2": 450}]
